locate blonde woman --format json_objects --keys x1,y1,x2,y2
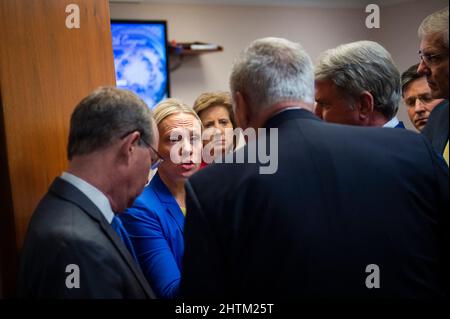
[{"x1": 120, "y1": 98, "x2": 202, "y2": 299}]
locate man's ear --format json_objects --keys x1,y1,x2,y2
[
  {"x1": 357, "y1": 91, "x2": 374, "y2": 120},
  {"x1": 234, "y1": 91, "x2": 251, "y2": 129},
  {"x1": 119, "y1": 131, "x2": 141, "y2": 162}
]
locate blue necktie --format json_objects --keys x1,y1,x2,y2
[{"x1": 111, "y1": 216, "x2": 138, "y2": 263}]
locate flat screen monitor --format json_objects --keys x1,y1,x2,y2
[{"x1": 111, "y1": 20, "x2": 170, "y2": 108}]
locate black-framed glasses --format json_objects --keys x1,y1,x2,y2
[
  {"x1": 418, "y1": 50, "x2": 448, "y2": 66},
  {"x1": 120, "y1": 129, "x2": 164, "y2": 170}
]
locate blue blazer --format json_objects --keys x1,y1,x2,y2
[{"x1": 120, "y1": 173, "x2": 185, "y2": 299}]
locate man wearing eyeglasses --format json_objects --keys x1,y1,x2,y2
[
  {"x1": 401, "y1": 63, "x2": 446, "y2": 132},
  {"x1": 19, "y1": 87, "x2": 157, "y2": 298},
  {"x1": 417, "y1": 7, "x2": 449, "y2": 165}
]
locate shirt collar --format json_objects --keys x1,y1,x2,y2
[
  {"x1": 383, "y1": 116, "x2": 400, "y2": 128},
  {"x1": 60, "y1": 172, "x2": 115, "y2": 223}
]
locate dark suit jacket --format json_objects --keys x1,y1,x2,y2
[
  {"x1": 181, "y1": 109, "x2": 449, "y2": 299},
  {"x1": 18, "y1": 177, "x2": 155, "y2": 299},
  {"x1": 422, "y1": 100, "x2": 449, "y2": 155}
]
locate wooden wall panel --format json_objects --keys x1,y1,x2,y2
[{"x1": 0, "y1": 0, "x2": 116, "y2": 297}]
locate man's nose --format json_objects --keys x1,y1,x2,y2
[
  {"x1": 417, "y1": 60, "x2": 430, "y2": 76},
  {"x1": 415, "y1": 99, "x2": 426, "y2": 113}
]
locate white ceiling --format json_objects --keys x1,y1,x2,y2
[{"x1": 109, "y1": 0, "x2": 416, "y2": 9}]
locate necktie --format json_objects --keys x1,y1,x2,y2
[{"x1": 111, "y1": 216, "x2": 138, "y2": 263}]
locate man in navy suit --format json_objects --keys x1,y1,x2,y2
[
  {"x1": 181, "y1": 38, "x2": 449, "y2": 299},
  {"x1": 19, "y1": 87, "x2": 156, "y2": 298},
  {"x1": 401, "y1": 63, "x2": 446, "y2": 132},
  {"x1": 315, "y1": 41, "x2": 405, "y2": 129},
  {"x1": 417, "y1": 7, "x2": 449, "y2": 164}
]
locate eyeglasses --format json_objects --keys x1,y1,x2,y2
[
  {"x1": 418, "y1": 50, "x2": 448, "y2": 66},
  {"x1": 120, "y1": 129, "x2": 164, "y2": 170},
  {"x1": 139, "y1": 138, "x2": 165, "y2": 170}
]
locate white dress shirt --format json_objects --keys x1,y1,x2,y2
[
  {"x1": 60, "y1": 172, "x2": 114, "y2": 223},
  {"x1": 383, "y1": 116, "x2": 400, "y2": 128}
]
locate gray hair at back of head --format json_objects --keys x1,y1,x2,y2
[
  {"x1": 68, "y1": 86, "x2": 154, "y2": 160},
  {"x1": 418, "y1": 7, "x2": 449, "y2": 48},
  {"x1": 230, "y1": 37, "x2": 314, "y2": 110},
  {"x1": 315, "y1": 40, "x2": 401, "y2": 120}
]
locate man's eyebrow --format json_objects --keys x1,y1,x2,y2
[{"x1": 420, "y1": 48, "x2": 440, "y2": 55}]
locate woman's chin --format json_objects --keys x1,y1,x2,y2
[{"x1": 178, "y1": 163, "x2": 200, "y2": 177}]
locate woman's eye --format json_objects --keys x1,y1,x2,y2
[{"x1": 169, "y1": 136, "x2": 181, "y2": 143}]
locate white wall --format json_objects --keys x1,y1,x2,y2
[{"x1": 110, "y1": 0, "x2": 448, "y2": 130}]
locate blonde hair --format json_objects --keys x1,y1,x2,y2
[
  {"x1": 193, "y1": 91, "x2": 236, "y2": 128},
  {"x1": 153, "y1": 98, "x2": 201, "y2": 126}
]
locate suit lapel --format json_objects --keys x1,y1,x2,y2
[
  {"x1": 151, "y1": 173, "x2": 185, "y2": 234},
  {"x1": 49, "y1": 177, "x2": 156, "y2": 298},
  {"x1": 96, "y1": 214, "x2": 156, "y2": 298}
]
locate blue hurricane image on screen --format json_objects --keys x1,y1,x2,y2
[{"x1": 111, "y1": 22, "x2": 168, "y2": 108}]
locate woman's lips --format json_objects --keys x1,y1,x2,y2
[
  {"x1": 180, "y1": 162, "x2": 196, "y2": 170},
  {"x1": 210, "y1": 138, "x2": 227, "y2": 146}
]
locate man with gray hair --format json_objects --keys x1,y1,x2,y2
[
  {"x1": 417, "y1": 7, "x2": 449, "y2": 99},
  {"x1": 19, "y1": 87, "x2": 157, "y2": 298},
  {"x1": 315, "y1": 40, "x2": 404, "y2": 128},
  {"x1": 181, "y1": 38, "x2": 449, "y2": 298},
  {"x1": 417, "y1": 7, "x2": 449, "y2": 164}
]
